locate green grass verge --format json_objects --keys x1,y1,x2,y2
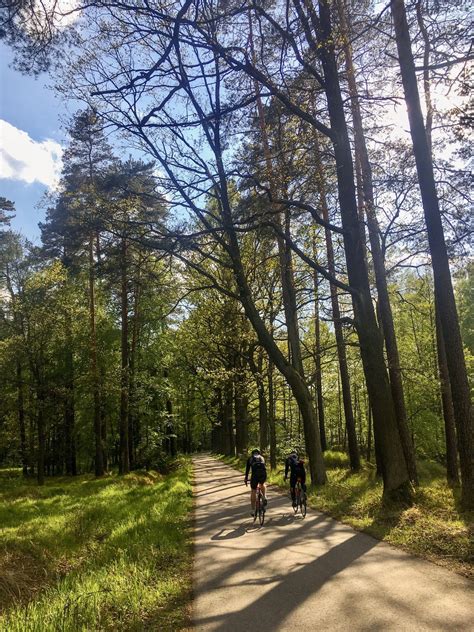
[
  {"x1": 0, "y1": 459, "x2": 193, "y2": 631},
  {"x1": 218, "y1": 452, "x2": 473, "y2": 578}
]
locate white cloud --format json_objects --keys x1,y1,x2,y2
[{"x1": 0, "y1": 119, "x2": 63, "y2": 188}]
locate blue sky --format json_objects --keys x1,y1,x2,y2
[{"x1": 0, "y1": 42, "x2": 73, "y2": 242}]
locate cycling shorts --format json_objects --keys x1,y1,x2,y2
[
  {"x1": 250, "y1": 474, "x2": 267, "y2": 489},
  {"x1": 290, "y1": 474, "x2": 306, "y2": 491}
]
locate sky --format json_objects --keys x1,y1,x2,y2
[
  {"x1": 0, "y1": 42, "x2": 70, "y2": 242},
  {"x1": 0, "y1": 17, "x2": 463, "y2": 248}
]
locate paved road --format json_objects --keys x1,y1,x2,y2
[{"x1": 192, "y1": 454, "x2": 473, "y2": 631}]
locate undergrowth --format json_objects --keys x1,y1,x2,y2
[
  {"x1": 218, "y1": 451, "x2": 473, "y2": 577},
  {"x1": 0, "y1": 459, "x2": 193, "y2": 631}
]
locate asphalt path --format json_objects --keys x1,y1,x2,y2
[{"x1": 191, "y1": 454, "x2": 473, "y2": 631}]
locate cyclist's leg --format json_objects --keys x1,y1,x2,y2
[
  {"x1": 250, "y1": 478, "x2": 258, "y2": 509},
  {"x1": 290, "y1": 475, "x2": 297, "y2": 504}
]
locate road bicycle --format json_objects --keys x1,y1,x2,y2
[
  {"x1": 253, "y1": 482, "x2": 266, "y2": 526},
  {"x1": 294, "y1": 478, "x2": 307, "y2": 518}
]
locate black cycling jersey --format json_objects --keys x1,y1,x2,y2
[
  {"x1": 245, "y1": 454, "x2": 267, "y2": 482},
  {"x1": 285, "y1": 455, "x2": 306, "y2": 484}
]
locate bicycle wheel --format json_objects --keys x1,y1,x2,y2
[
  {"x1": 258, "y1": 494, "x2": 265, "y2": 526},
  {"x1": 294, "y1": 485, "x2": 300, "y2": 513},
  {"x1": 253, "y1": 498, "x2": 258, "y2": 523},
  {"x1": 300, "y1": 492, "x2": 307, "y2": 518}
]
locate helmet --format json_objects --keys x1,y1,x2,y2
[{"x1": 251, "y1": 448, "x2": 260, "y2": 456}]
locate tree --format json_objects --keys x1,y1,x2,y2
[{"x1": 391, "y1": 0, "x2": 473, "y2": 508}]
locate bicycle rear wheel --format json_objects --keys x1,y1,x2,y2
[
  {"x1": 258, "y1": 497, "x2": 265, "y2": 526},
  {"x1": 294, "y1": 485, "x2": 300, "y2": 513},
  {"x1": 253, "y1": 501, "x2": 258, "y2": 523},
  {"x1": 300, "y1": 493, "x2": 307, "y2": 518}
]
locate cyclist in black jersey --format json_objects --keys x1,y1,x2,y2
[
  {"x1": 284, "y1": 450, "x2": 307, "y2": 507},
  {"x1": 244, "y1": 449, "x2": 268, "y2": 515}
]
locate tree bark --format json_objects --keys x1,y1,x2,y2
[
  {"x1": 435, "y1": 307, "x2": 460, "y2": 485},
  {"x1": 223, "y1": 379, "x2": 235, "y2": 456},
  {"x1": 234, "y1": 355, "x2": 249, "y2": 454},
  {"x1": 312, "y1": 235, "x2": 327, "y2": 451},
  {"x1": 391, "y1": 0, "x2": 473, "y2": 508},
  {"x1": 314, "y1": 143, "x2": 360, "y2": 470},
  {"x1": 119, "y1": 236, "x2": 130, "y2": 474},
  {"x1": 36, "y1": 384, "x2": 45, "y2": 486},
  {"x1": 337, "y1": 0, "x2": 418, "y2": 484},
  {"x1": 17, "y1": 362, "x2": 28, "y2": 476},
  {"x1": 314, "y1": 0, "x2": 409, "y2": 498},
  {"x1": 89, "y1": 235, "x2": 104, "y2": 476},
  {"x1": 367, "y1": 399, "x2": 372, "y2": 462},
  {"x1": 129, "y1": 267, "x2": 141, "y2": 467},
  {"x1": 248, "y1": 8, "x2": 325, "y2": 482},
  {"x1": 415, "y1": 0, "x2": 459, "y2": 488},
  {"x1": 268, "y1": 359, "x2": 277, "y2": 469},
  {"x1": 64, "y1": 344, "x2": 77, "y2": 476}
]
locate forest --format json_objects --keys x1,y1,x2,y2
[{"x1": 0, "y1": 0, "x2": 472, "y2": 628}]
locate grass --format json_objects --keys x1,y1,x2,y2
[
  {"x1": 0, "y1": 459, "x2": 193, "y2": 632},
  {"x1": 219, "y1": 452, "x2": 473, "y2": 578}
]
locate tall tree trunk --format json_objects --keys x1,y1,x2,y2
[
  {"x1": 64, "y1": 345, "x2": 77, "y2": 476},
  {"x1": 367, "y1": 400, "x2": 372, "y2": 462},
  {"x1": 209, "y1": 50, "x2": 326, "y2": 484},
  {"x1": 435, "y1": 307, "x2": 460, "y2": 485},
  {"x1": 258, "y1": 380, "x2": 269, "y2": 454},
  {"x1": 129, "y1": 268, "x2": 141, "y2": 467},
  {"x1": 17, "y1": 362, "x2": 28, "y2": 476},
  {"x1": 223, "y1": 380, "x2": 235, "y2": 457},
  {"x1": 64, "y1": 305, "x2": 77, "y2": 476},
  {"x1": 119, "y1": 237, "x2": 130, "y2": 474},
  {"x1": 234, "y1": 355, "x2": 249, "y2": 454},
  {"x1": 89, "y1": 235, "x2": 104, "y2": 476},
  {"x1": 391, "y1": 0, "x2": 473, "y2": 508},
  {"x1": 217, "y1": 386, "x2": 230, "y2": 455},
  {"x1": 6, "y1": 264, "x2": 30, "y2": 477},
  {"x1": 257, "y1": 349, "x2": 269, "y2": 452},
  {"x1": 36, "y1": 384, "x2": 45, "y2": 486},
  {"x1": 415, "y1": 0, "x2": 459, "y2": 488},
  {"x1": 309, "y1": 0, "x2": 410, "y2": 497},
  {"x1": 268, "y1": 359, "x2": 277, "y2": 469},
  {"x1": 337, "y1": 0, "x2": 418, "y2": 484},
  {"x1": 235, "y1": 270, "x2": 326, "y2": 484},
  {"x1": 315, "y1": 144, "x2": 360, "y2": 470},
  {"x1": 166, "y1": 395, "x2": 177, "y2": 457},
  {"x1": 100, "y1": 381, "x2": 108, "y2": 472},
  {"x1": 249, "y1": 349, "x2": 269, "y2": 453},
  {"x1": 312, "y1": 234, "x2": 327, "y2": 451},
  {"x1": 248, "y1": 8, "x2": 325, "y2": 481}
]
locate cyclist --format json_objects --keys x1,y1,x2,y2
[
  {"x1": 284, "y1": 450, "x2": 307, "y2": 508},
  {"x1": 244, "y1": 448, "x2": 268, "y2": 515}
]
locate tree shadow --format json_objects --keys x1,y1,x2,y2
[{"x1": 194, "y1": 532, "x2": 377, "y2": 631}]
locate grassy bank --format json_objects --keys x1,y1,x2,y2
[
  {"x1": 219, "y1": 452, "x2": 473, "y2": 578},
  {"x1": 0, "y1": 459, "x2": 193, "y2": 631}
]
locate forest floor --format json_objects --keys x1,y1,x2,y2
[
  {"x1": 220, "y1": 451, "x2": 473, "y2": 578},
  {"x1": 0, "y1": 459, "x2": 193, "y2": 632}
]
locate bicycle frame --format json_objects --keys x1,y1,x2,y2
[
  {"x1": 294, "y1": 478, "x2": 307, "y2": 517},
  {"x1": 254, "y1": 482, "x2": 266, "y2": 525}
]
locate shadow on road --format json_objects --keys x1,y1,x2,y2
[{"x1": 192, "y1": 455, "x2": 473, "y2": 632}]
